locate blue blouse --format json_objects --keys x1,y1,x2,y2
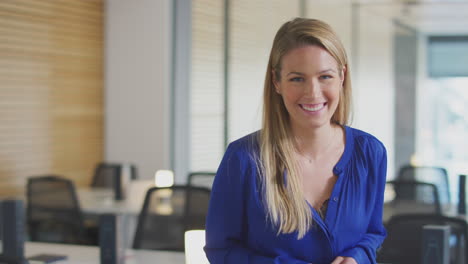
[{"x1": 205, "y1": 126, "x2": 387, "y2": 264}]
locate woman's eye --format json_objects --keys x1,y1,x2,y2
[
  {"x1": 320, "y1": 75, "x2": 333, "y2": 80},
  {"x1": 289, "y1": 77, "x2": 303, "y2": 82}
]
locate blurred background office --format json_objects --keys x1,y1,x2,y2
[{"x1": 0, "y1": 0, "x2": 467, "y2": 213}]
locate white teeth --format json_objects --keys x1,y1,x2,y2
[{"x1": 302, "y1": 103, "x2": 325, "y2": 112}]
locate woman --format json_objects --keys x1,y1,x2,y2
[{"x1": 204, "y1": 18, "x2": 387, "y2": 264}]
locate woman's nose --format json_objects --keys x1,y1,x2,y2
[{"x1": 303, "y1": 79, "x2": 320, "y2": 97}]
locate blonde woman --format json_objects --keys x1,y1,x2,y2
[{"x1": 204, "y1": 18, "x2": 387, "y2": 264}]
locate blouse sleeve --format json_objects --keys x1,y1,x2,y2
[
  {"x1": 204, "y1": 143, "x2": 310, "y2": 264},
  {"x1": 339, "y1": 142, "x2": 388, "y2": 264}
]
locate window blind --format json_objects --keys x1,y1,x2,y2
[
  {"x1": 191, "y1": 0, "x2": 224, "y2": 171},
  {"x1": 0, "y1": 0, "x2": 103, "y2": 196}
]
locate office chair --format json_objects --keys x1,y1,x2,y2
[
  {"x1": 384, "y1": 180, "x2": 442, "y2": 221},
  {"x1": 378, "y1": 213, "x2": 467, "y2": 264},
  {"x1": 187, "y1": 171, "x2": 216, "y2": 189},
  {"x1": 132, "y1": 185, "x2": 211, "y2": 251},
  {"x1": 27, "y1": 175, "x2": 98, "y2": 245},
  {"x1": 397, "y1": 164, "x2": 451, "y2": 204}
]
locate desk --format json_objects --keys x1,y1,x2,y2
[
  {"x1": 383, "y1": 201, "x2": 468, "y2": 223},
  {"x1": 78, "y1": 180, "x2": 154, "y2": 215},
  {"x1": 77, "y1": 180, "x2": 154, "y2": 249},
  {"x1": 25, "y1": 242, "x2": 185, "y2": 264}
]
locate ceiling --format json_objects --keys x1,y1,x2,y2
[{"x1": 356, "y1": 0, "x2": 468, "y2": 34}]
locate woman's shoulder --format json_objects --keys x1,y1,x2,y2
[
  {"x1": 226, "y1": 130, "x2": 260, "y2": 154},
  {"x1": 219, "y1": 131, "x2": 260, "y2": 179},
  {"x1": 347, "y1": 126, "x2": 386, "y2": 155}
]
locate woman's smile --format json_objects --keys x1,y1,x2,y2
[{"x1": 300, "y1": 103, "x2": 327, "y2": 113}]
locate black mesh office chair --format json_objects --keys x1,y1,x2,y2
[
  {"x1": 132, "y1": 185, "x2": 211, "y2": 251},
  {"x1": 378, "y1": 213, "x2": 468, "y2": 264},
  {"x1": 91, "y1": 162, "x2": 137, "y2": 188},
  {"x1": 187, "y1": 171, "x2": 216, "y2": 189},
  {"x1": 27, "y1": 175, "x2": 98, "y2": 245},
  {"x1": 384, "y1": 180, "x2": 442, "y2": 221},
  {"x1": 397, "y1": 165, "x2": 451, "y2": 204}
]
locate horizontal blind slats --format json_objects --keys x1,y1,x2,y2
[
  {"x1": 191, "y1": 0, "x2": 225, "y2": 171},
  {"x1": 0, "y1": 0, "x2": 103, "y2": 197}
]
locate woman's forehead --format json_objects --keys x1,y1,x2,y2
[{"x1": 280, "y1": 45, "x2": 339, "y2": 73}]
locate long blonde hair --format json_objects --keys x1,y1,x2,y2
[{"x1": 259, "y1": 18, "x2": 352, "y2": 238}]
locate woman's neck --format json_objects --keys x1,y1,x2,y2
[{"x1": 292, "y1": 123, "x2": 339, "y2": 161}]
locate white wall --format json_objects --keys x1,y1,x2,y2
[
  {"x1": 353, "y1": 7, "x2": 395, "y2": 179},
  {"x1": 105, "y1": 0, "x2": 172, "y2": 179}
]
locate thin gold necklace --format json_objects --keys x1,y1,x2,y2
[{"x1": 301, "y1": 127, "x2": 337, "y2": 163}]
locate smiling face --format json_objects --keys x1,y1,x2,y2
[{"x1": 273, "y1": 45, "x2": 345, "y2": 132}]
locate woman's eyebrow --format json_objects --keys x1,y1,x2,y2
[
  {"x1": 286, "y1": 69, "x2": 337, "y2": 76},
  {"x1": 318, "y1": 69, "x2": 336, "y2": 74},
  {"x1": 286, "y1": 71, "x2": 304, "y2": 76}
]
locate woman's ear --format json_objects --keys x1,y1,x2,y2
[
  {"x1": 272, "y1": 70, "x2": 281, "y2": 94},
  {"x1": 341, "y1": 65, "x2": 347, "y2": 86}
]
